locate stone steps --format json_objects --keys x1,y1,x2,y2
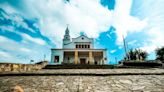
[
  {"x1": 1, "y1": 72, "x2": 164, "y2": 76},
  {"x1": 1, "y1": 69, "x2": 164, "y2": 76}
]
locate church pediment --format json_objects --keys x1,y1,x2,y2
[{"x1": 72, "y1": 35, "x2": 93, "y2": 43}]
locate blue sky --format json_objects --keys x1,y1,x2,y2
[{"x1": 0, "y1": 0, "x2": 164, "y2": 64}]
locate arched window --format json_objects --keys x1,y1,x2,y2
[
  {"x1": 88, "y1": 45, "x2": 90, "y2": 48},
  {"x1": 82, "y1": 45, "x2": 84, "y2": 48}
]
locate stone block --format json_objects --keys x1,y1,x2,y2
[{"x1": 11, "y1": 85, "x2": 24, "y2": 92}]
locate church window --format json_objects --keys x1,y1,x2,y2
[
  {"x1": 82, "y1": 37, "x2": 84, "y2": 40},
  {"x1": 88, "y1": 45, "x2": 90, "y2": 48},
  {"x1": 79, "y1": 45, "x2": 81, "y2": 48},
  {"x1": 82, "y1": 45, "x2": 84, "y2": 48},
  {"x1": 76, "y1": 45, "x2": 78, "y2": 48},
  {"x1": 54, "y1": 56, "x2": 59, "y2": 63}
]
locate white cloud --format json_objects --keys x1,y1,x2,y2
[
  {"x1": 21, "y1": 33, "x2": 46, "y2": 45},
  {"x1": 0, "y1": 7, "x2": 36, "y2": 33},
  {"x1": 1, "y1": 0, "x2": 148, "y2": 48},
  {"x1": 12, "y1": 15, "x2": 35, "y2": 33},
  {"x1": 20, "y1": 47, "x2": 31, "y2": 52},
  {"x1": 140, "y1": 45, "x2": 157, "y2": 53},
  {"x1": 140, "y1": 27, "x2": 164, "y2": 53},
  {"x1": 106, "y1": 34, "x2": 111, "y2": 39},
  {"x1": 0, "y1": 35, "x2": 8, "y2": 42},
  {"x1": 1, "y1": 0, "x2": 164, "y2": 62},
  {"x1": 118, "y1": 46, "x2": 122, "y2": 49},
  {"x1": 128, "y1": 40, "x2": 137, "y2": 45},
  {"x1": 0, "y1": 22, "x2": 46, "y2": 46},
  {"x1": 131, "y1": 0, "x2": 164, "y2": 54},
  {"x1": 0, "y1": 25, "x2": 15, "y2": 32},
  {"x1": 0, "y1": 51, "x2": 10, "y2": 58},
  {"x1": 0, "y1": 35, "x2": 49, "y2": 63},
  {"x1": 110, "y1": 49, "x2": 116, "y2": 54},
  {"x1": 0, "y1": 36, "x2": 20, "y2": 51},
  {"x1": 1, "y1": 0, "x2": 112, "y2": 48},
  {"x1": 112, "y1": 0, "x2": 148, "y2": 44},
  {"x1": 0, "y1": 3, "x2": 17, "y2": 14}
]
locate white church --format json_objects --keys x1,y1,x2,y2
[{"x1": 50, "y1": 26, "x2": 107, "y2": 65}]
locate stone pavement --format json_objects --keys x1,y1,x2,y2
[
  {"x1": 1, "y1": 68, "x2": 164, "y2": 75},
  {"x1": 0, "y1": 69, "x2": 164, "y2": 92}
]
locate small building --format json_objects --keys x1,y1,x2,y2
[{"x1": 50, "y1": 27, "x2": 107, "y2": 65}]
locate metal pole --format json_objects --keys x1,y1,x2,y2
[
  {"x1": 123, "y1": 35, "x2": 128, "y2": 60},
  {"x1": 125, "y1": 39, "x2": 130, "y2": 60}
]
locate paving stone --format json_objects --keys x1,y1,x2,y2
[
  {"x1": 1, "y1": 69, "x2": 164, "y2": 92},
  {"x1": 119, "y1": 79, "x2": 132, "y2": 84},
  {"x1": 132, "y1": 86, "x2": 145, "y2": 91}
]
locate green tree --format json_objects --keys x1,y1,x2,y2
[
  {"x1": 156, "y1": 47, "x2": 164, "y2": 61},
  {"x1": 125, "y1": 49, "x2": 148, "y2": 61}
]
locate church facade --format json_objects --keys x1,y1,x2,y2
[{"x1": 50, "y1": 27, "x2": 107, "y2": 65}]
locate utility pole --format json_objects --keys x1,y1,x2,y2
[{"x1": 123, "y1": 35, "x2": 128, "y2": 61}]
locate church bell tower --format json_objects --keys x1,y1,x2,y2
[{"x1": 63, "y1": 26, "x2": 71, "y2": 48}]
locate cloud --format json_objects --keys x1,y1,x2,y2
[
  {"x1": 0, "y1": 35, "x2": 7, "y2": 42},
  {"x1": 0, "y1": 0, "x2": 164, "y2": 63},
  {"x1": 0, "y1": 8, "x2": 36, "y2": 33},
  {"x1": 0, "y1": 6, "x2": 54, "y2": 63},
  {"x1": 128, "y1": 40, "x2": 137, "y2": 45},
  {"x1": 130, "y1": 0, "x2": 164, "y2": 53},
  {"x1": 104, "y1": 0, "x2": 164, "y2": 57},
  {"x1": 21, "y1": 33, "x2": 46, "y2": 45},
  {"x1": 20, "y1": 47, "x2": 31, "y2": 52},
  {"x1": 0, "y1": 51, "x2": 10, "y2": 58},
  {"x1": 106, "y1": 33, "x2": 111, "y2": 39},
  {"x1": 0, "y1": 32, "x2": 49, "y2": 63},
  {"x1": 0, "y1": 0, "x2": 113, "y2": 48},
  {"x1": 140, "y1": 28, "x2": 164, "y2": 53},
  {"x1": 110, "y1": 49, "x2": 116, "y2": 54},
  {"x1": 0, "y1": 35, "x2": 50, "y2": 63},
  {"x1": 112, "y1": 0, "x2": 148, "y2": 44},
  {"x1": 0, "y1": 26, "x2": 15, "y2": 32},
  {"x1": 0, "y1": 0, "x2": 148, "y2": 47}
]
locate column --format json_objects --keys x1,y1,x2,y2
[
  {"x1": 89, "y1": 51, "x2": 93, "y2": 64},
  {"x1": 74, "y1": 50, "x2": 78, "y2": 64}
]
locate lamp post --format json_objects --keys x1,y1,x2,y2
[{"x1": 43, "y1": 54, "x2": 46, "y2": 61}]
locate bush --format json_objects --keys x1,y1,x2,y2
[
  {"x1": 124, "y1": 49, "x2": 148, "y2": 61},
  {"x1": 156, "y1": 47, "x2": 164, "y2": 62}
]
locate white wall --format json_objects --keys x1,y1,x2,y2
[
  {"x1": 103, "y1": 50, "x2": 108, "y2": 64},
  {"x1": 51, "y1": 50, "x2": 63, "y2": 64}
]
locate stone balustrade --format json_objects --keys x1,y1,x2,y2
[{"x1": 0, "y1": 61, "x2": 48, "y2": 72}]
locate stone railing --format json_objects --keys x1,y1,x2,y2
[{"x1": 0, "y1": 61, "x2": 48, "y2": 72}]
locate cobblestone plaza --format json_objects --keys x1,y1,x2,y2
[{"x1": 0, "y1": 69, "x2": 164, "y2": 92}]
